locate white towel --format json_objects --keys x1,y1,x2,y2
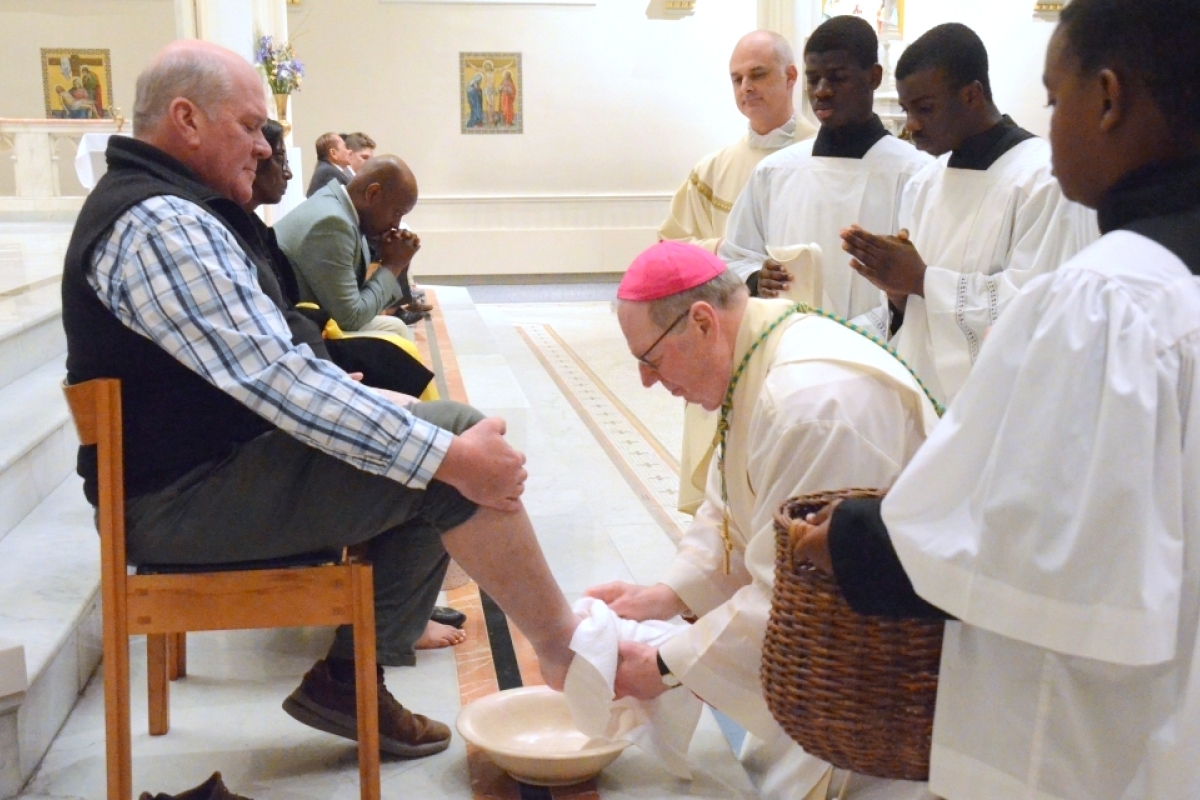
[{"x1": 563, "y1": 597, "x2": 703, "y2": 779}]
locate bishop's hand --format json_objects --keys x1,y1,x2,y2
[
  {"x1": 613, "y1": 641, "x2": 671, "y2": 700},
  {"x1": 841, "y1": 226, "x2": 926, "y2": 308},
  {"x1": 584, "y1": 581, "x2": 686, "y2": 622},
  {"x1": 789, "y1": 499, "x2": 839, "y2": 574}
]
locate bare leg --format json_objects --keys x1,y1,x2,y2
[{"x1": 441, "y1": 504, "x2": 578, "y2": 689}]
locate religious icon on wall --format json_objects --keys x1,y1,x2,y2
[
  {"x1": 822, "y1": 0, "x2": 904, "y2": 38},
  {"x1": 460, "y1": 53, "x2": 522, "y2": 134},
  {"x1": 41, "y1": 48, "x2": 115, "y2": 120}
]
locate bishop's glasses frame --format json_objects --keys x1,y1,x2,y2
[{"x1": 635, "y1": 308, "x2": 691, "y2": 369}]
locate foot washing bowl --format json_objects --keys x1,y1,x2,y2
[{"x1": 456, "y1": 686, "x2": 630, "y2": 786}]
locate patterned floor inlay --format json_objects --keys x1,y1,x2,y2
[
  {"x1": 516, "y1": 324, "x2": 690, "y2": 542},
  {"x1": 427, "y1": 292, "x2": 599, "y2": 800}
]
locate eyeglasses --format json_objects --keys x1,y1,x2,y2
[
  {"x1": 270, "y1": 150, "x2": 289, "y2": 169},
  {"x1": 636, "y1": 308, "x2": 690, "y2": 369}
]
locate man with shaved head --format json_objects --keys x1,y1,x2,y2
[
  {"x1": 62, "y1": 39, "x2": 579, "y2": 761},
  {"x1": 658, "y1": 31, "x2": 815, "y2": 257},
  {"x1": 277, "y1": 155, "x2": 424, "y2": 340}
]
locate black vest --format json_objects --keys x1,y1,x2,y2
[{"x1": 63, "y1": 138, "x2": 286, "y2": 503}]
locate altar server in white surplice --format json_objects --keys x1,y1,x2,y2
[
  {"x1": 676, "y1": 15, "x2": 929, "y2": 516},
  {"x1": 588, "y1": 241, "x2": 940, "y2": 800},
  {"x1": 720, "y1": 15, "x2": 931, "y2": 318},
  {"x1": 658, "y1": 31, "x2": 816, "y2": 255},
  {"x1": 794, "y1": 2, "x2": 1200, "y2": 797},
  {"x1": 842, "y1": 23, "x2": 1097, "y2": 403}
]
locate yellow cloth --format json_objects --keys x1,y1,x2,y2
[{"x1": 299, "y1": 302, "x2": 440, "y2": 401}]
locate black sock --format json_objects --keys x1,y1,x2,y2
[{"x1": 326, "y1": 657, "x2": 357, "y2": 686}]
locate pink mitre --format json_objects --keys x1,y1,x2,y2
[{"x1": 617, "y1": 241, "x2": 727, "y2": 302}]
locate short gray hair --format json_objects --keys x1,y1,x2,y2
[
  {"x1": 133, "y1": 48, "x2": 235, "y2": 135},
  {"x1": 640, "y1": 269, "x2": 748, "y2": 329}
]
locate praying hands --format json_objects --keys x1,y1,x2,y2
[{"x1": 840, "y1": 225, "x2": 927, "y2": 310}]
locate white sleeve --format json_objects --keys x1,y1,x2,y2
[
  {"x1": 718, "y1": 166, "x2": 769, "y2": 280},
  {"x1": 660, "y1": 363, "x2": 922, "y2": 739},
  {"x1": 885, "y1": 263, "x2": 1185, "y2": 667}
]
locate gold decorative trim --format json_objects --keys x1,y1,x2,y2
[
  {"x1": 689, "y1": 171, "x2": 734, "y2": 213},
  {"x1": 1034, "y1": 1, "x2": 1065, "y2": 12}
]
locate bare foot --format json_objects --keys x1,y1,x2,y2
[{"x1": 414, "y1": 620, "x2": 467, "y2": 650}]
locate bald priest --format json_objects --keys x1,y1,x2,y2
[{"x1": 657, "y1": 31, "x2": 816, "y2": 254}]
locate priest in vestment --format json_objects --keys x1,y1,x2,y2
[
  {"x1": 657, "y1": 31, "x2": 816, "y2": 255},
  {"x1": 588, "y1": 241, "x2": 940, "y2": 800},
  {"x1": 667, "y1": 30, "x2": 816, "y2": 514},
  {"x1": 842, "y1": 23, "x2": 1097, "y2": 403},
  {"x1": 794, "y1": 2, "x2": 1200, "y2": 796}
]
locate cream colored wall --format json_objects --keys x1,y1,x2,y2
[
  {"x1": 0, "y1": 0, "x2": 176, "y2": 120},
  {"x1": 0, "y1": 0, "x2": 175, "y2": 196},
  {"x1": 287, "y1": 0, "x2": 757, "y2": 276},
  {"x1": 898, "y1": 1, "x2": 1059, "y2": 138}
]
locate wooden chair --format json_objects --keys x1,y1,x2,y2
[{"x1": 63, "y1": 378, "x2": 381, "y2": 800}]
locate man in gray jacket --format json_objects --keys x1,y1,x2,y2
[{"x1": 276, "y1": 156, "x2": 420, "y2": 339}]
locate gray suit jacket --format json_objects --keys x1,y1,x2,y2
[
  {"x1": 274, "y1": 182, "x2": 403, "y2": 331},
  {"x1": 306, "y1": 159, "x2": 349, "y2": 198}
]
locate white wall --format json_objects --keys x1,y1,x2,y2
[{"x1": 287, "y1": 0, "x2": 757, "y2": 275}]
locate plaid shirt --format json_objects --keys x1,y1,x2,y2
[{"x1": 88, "y1": 195, "x2": 452, "y2": 488}]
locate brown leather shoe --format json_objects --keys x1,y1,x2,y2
[
  {"x1": 139, "y1": 771, "x2": 252, "y2": 800},
  {"x1": 282, "y1": 659, "x2": 451, "y2": 757}
]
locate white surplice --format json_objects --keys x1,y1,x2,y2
[
  {"x1": 658, "y1": 117, "x2": 817, "y2": 255},
  {"x1": 883, "y1": 231, "x2": 1200, "y2": 799},
  {"x1": 657, "y1": 299, "x2": 939, "y2": 799},
  {"x1": 884, "y1": 137, "x2": 1098, "y2": 403},
  {"x1": 674, "y1": 135, "x2": 930, "y2": 515},
  {"x1": 720, "y1": 135, "x2": 932, "y2": 320}
]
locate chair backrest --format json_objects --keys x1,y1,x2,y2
[{"x1": 62, "y1": 377, "x2": 127, "y2": 568}]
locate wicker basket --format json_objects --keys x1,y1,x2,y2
[{"x1": 762, "y1": 489, "x2": 943, "y2": 782}]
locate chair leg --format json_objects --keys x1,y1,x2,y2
[
  {"x1": 147, "y1": 634, "x2": 170, "y2": 736},
  {"x1": 102, "y1": 592, "x2": 132, "y2": 798},
  {"x1": 351, "y1": 564, "x2": 380, "y2": 800},
  {"x1": 167, "y1": 632, "x2": 186, "y2": 680}
]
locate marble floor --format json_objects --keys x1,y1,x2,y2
[{"x1": 16, "y1": 286, "x2": 761, "y2": 799}]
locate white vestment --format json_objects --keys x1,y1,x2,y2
[
  {"x1": 675, "y1": 135, "x2": 930, "y2": 514},
  {"x1": 658, "y1": 299, "x2": 939, "y2": 799},
  {"x1": 658, "y1": 117, "x2": 817, "y2": 254},
  {"x1": 882, "y1": 137, "x2": 1097, "y2": 403},
  {"x1": 884, "y1": 231, "x2": 1200, "y2": 799},
  {"x1": 720, "y1": 135, "x2": 932, "y2": 320}
]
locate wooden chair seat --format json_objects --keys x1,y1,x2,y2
[{"x1": 64, "y1": 378, "x2": 381, "y2": 800}]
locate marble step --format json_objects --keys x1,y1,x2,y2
[
  {"x1": 0, "y1": 475, "x2": 100, "y2": 799},
  {"x1": 0, "y1": 359, "x2": 76, "y2": 546},
  {"x1": 0, "y1": 283, "x2": 64, "y2": 394}
]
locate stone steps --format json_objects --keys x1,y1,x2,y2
[
  {"x1": 0, "y1": 359, "x2": 75, "y2": 548},
  {"x1": 0, "y1": 477, "x2": 100, "y2": 799},
  {"x1": 0, "y1": 223, "x2": 97, "y2": 799}
]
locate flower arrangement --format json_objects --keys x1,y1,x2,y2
[{"x1": 255, "y1": 35, "x2": 304, "y2": 95}]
